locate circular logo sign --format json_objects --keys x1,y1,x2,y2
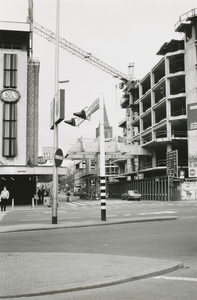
[
  {"x1": 0, "y1": 88, "x2": 20, "y2": 103},
  {"x1": 38, "y1": 156, "x2": 47, "y2": 165},
  {"x1": 189, "y1": 169, "x2": 196, "y2": 176}
]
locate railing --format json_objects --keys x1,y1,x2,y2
[
  {"x1": 171, "y1": 108, "x2": 186, "y2": 116},
  {"x1": 155, "y1": 130, "x2": 187, "y2": 139},
  {"x1": 174, "y1": 8, "x2": 197, "y2": 32}
]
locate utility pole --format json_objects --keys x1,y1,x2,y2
[{"x1": 52, "y1": 0, "x2": 60, "y2": 224}]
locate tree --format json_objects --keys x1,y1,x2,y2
[{"x1": 59, "y1": 162, "x2": 75, "y2": 191}]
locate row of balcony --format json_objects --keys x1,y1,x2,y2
[{"x1": 119, "y1": 158, "x2": 188, "y2": 176}]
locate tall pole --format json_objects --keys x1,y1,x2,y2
[
  {"x1": 52, "y1": 0, "x2": 60, "y2": 224},
  {"x1": 100, "y1": 94, "x2": 106, "y2": 221}
]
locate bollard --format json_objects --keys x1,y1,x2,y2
[
  {"x1": 34, "y1": 194, "x2": 38, "y2": 207},
  {"x1": 12, "y1": 198, "x2": 14, "y2": 210},
  {"x1": 32, "y1": 197, "x2": 34, "y2": 209}
]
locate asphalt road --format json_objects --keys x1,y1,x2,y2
[
  {"x1": 1, "y1": 199, "x2": 197, "y2": 299},
  {"x1": 1, "y1": 197, "x2": 197, "y2": 225}
]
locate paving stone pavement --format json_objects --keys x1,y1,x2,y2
[
  {"x1": 0, "y1": 202, "x2": 184, "y2": 298},
  {"x1": 0, "y1": 252, "x2": 183, "y2": 299}
]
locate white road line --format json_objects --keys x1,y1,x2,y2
[
  {"x1": 66, "y1": 203, "x2": 78, "y2": 206},
  {"x1": 71, "y1": 202, "x2": 86, "y2": 206},
  {"x1": 59, "y1": 216, "x2": 83, "y2": 219},
  {"x1": 20, "y1": 219, "x2": 48, "y2": 221},
  {"x1": 138, "y1": 211, "x2": 178, "y2": 215},
  {"x1": 180, "y1": 216, "x2": 197, "y2": 219},
  {"x1": 107, "y1": 214, "x2": 118, "y2": 217},
  {"x1": 153, "y1": 276, "x2": 197, "y2": 282},
  {"x1": 0, "y1": 212, "x2": 7, "y2": 221}
]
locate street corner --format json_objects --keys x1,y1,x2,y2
[{"x1": 0, "y1": 253, "x2": 184, "y2": 298}]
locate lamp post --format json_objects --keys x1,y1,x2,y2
[{"x1": 52, "y1": 0, "x2": 60, "y2": 224}]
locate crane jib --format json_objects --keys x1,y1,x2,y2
[{"x1": 31, "y1": 21, "x2": 129, "y2": 82}]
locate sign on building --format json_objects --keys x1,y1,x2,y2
[
  {"x1": 187, "y1": 103, "x2": 197, "y2": 177},
  {"x1": 42, "y1": 146, "x2": 53, "y2": 161},
  {"x1": 166, "y1": 150, "x2": 178, "y2": 177}
]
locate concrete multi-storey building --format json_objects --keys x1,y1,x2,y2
[{"x1": 110, "y1": 8, "x2": 197, "y2": 201}]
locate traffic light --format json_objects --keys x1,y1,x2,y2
[
  {"x1": 64, "y1": 118, "x2": 77, "y2": 126},
  {"x1": 73, "y1": 109, "x2": 87, "y2": 119}
]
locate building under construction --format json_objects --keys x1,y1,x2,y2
[{"x1": 110, "y1": 9, "x2": 197, "y2": 201}]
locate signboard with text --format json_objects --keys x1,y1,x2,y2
[
  {"x1": 50, "y1": 89, "x2": 65, "y2": 129},
  {"x1": 166, "y1": 150, "x2": 178, "y2": 177},
  {"x1": 42, "y1": 146, "x2": 53, "y2": 161},
  {"x1": 54, "y1": 89, "x2": 65, "y2": 124},
  {"x1": 187, "y1": 103, "x2": 197, "y2": 177}
]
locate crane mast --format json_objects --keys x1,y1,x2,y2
[{"x1": 30, "y1": 21, "x2": 129, "y2": 82}]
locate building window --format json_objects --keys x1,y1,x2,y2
[
  {"x1": 2, "y1": 53, "x2": 18, "y2": 157},
  {"x1": 2, "y1": 103, "x2": 17, "y2": 156},
  {"x1": 3, "y1": 53, "x2": 17, "y2": 88}
]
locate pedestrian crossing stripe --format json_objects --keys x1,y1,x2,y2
[{"x1": 153, "y1": 276, "x2": 197, "y2": 282}]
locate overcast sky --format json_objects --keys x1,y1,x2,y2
[{"x1": 0, "y1": 0, "x2": 196, "y2": 157}]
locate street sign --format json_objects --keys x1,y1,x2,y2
[
  {"x1": 54, "y1": 89, "x2": 65, "y2": 124},
  {"x1": 50, "y1": 89, "x2": 65, "y2": 130},
  {"x1": 54, "y1": 148, "x2": 63, "y2": 167}
]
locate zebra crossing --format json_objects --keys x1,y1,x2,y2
[
  {"x1": 63, "y1": 200, "x2": 108, "y2": 207},
  {"x1": 60, "y1": 199, "x2": 197, "y2": 208}
]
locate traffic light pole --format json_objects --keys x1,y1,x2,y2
[
  {"x1": 100, "y1": 94, "x2": 106, "y2": 221},
  {"x1": 52, "y1": 0, "x2": 60, "y2": 224}
]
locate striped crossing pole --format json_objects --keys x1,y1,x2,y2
[
  {"x1": 100, "y1": 94, "x2": 106, "y2": 221},
  {"x1": 100, "y1": 176, "x2": 106, "y2": 220}
]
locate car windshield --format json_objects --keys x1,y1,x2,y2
[{"x1": 128, "y1": 190, "x2": 139, "y2": 195}]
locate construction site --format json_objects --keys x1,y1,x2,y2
[{"x1": 0, "y1": 3, "x2": 197, "y2": 202}]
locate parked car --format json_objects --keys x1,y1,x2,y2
[{"x1": 121, "y1": 190, "x2": 142, "y2": 201}]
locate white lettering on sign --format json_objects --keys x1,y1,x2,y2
[
  {"x1": 0, "y1": 89, "x2": 20, "y2": 103},
  {"x1": 190, "y1": 105, "x2": 197, "y2": 110}
]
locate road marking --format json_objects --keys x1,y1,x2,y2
[
  {"x1": 153, "y1": 276, "x2": 197, "y2": 282},
  {"x1": 20, "y1": 219, "x2": 48, "y2": 221},
  {"x1": 59, "y1": 216, "x2": 83, "y2": 219},
  {"x1": 72, "y1": 202, "x2": 86, "y2": 206},
  {"x1": 138, "y1": 211, "x2": 178, "y2": 215},
  {"x1": 0, "y1": 212, "x2": 7, "y2": 221},
  {"x1": 124, "y1": 214, "x2": 131, "y2": 216},
  {"x1": 107, "y1": 214, "x2": 118, "y2": 217},
  {"x1": 66, "y1": 203, "x2": 78, "y2": 206},
  {"x1": 180, "y1": 216, "x2": 197, "y2": 219}
]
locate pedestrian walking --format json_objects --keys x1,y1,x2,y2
[
  {"x1": 66, "y1": 189, "x2": 72, "y2": 202},
  {"x1": 0, "y1": 186, "x2": 9, "y2": 212}
]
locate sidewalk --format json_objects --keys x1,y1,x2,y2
[{"x1": 0, "y1": 203, "x2": 183, "y2": 299}]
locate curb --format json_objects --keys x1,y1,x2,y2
[
  {"x1": 0, "y1": 216, "x2": 178, "y2": 233},
  {"x1": 0, "y1": 253, "x2": 184, "y2": 299}
]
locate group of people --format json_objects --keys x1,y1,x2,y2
[{"x1": 0, "y1": 186, "x2": 9, "y2": 212}]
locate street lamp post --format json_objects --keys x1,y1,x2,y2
[{"x1": 52, "y1": 0, "x2": 60, "y2": 224}]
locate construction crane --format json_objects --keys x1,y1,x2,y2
[{"x1": 30, "y1": 20, "x2": 130, "y2": 83}]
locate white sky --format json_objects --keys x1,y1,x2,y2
[{"x1": 0, "y1": 0, "x2": 196, "y2": 157}]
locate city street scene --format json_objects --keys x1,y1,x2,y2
[{"x1": 0, "y1": 0, "x2": 197, "y2": 299}]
